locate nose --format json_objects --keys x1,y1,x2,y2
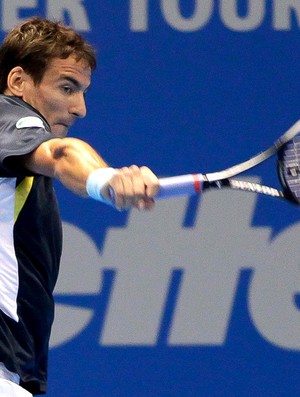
[{"x1": 70, "y1": 93, "x2": 87, "y2": 118}]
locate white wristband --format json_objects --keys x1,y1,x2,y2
[{"x1": 86, "y1": 167, "x2": 116, "y2": 204}]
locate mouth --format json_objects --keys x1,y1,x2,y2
[
  {"x1": 52, "y1": 122, "x2": 73, "y2": 137},
  {"x1": 60, "y1": 122, "x2": 72, "y2": 129}
]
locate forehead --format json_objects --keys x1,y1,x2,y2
[{"x1": 43, "y1": 56, "x2": 92, "y2": 85}]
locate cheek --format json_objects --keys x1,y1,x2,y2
[{"x1": 36, "y1": 93, "x2": 64, "y2": 119}]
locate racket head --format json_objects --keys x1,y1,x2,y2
[{"x1": 278, "y1": 134, "x2": 300, "y2": 204}]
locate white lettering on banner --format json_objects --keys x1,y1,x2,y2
[
  {"x1": 1, "y1": 0, "x2": 37, "y2": 31},
  {"x1": 161, "y1": 0, "x2": 213, "y2": 32},
  {"x1": 220, "y1": 0, "x2": 265, "y2": 31},
  {"x1": 50, "y1": 222, "x2": 101, "y2": 347},
  {"x1": 249, "y1": 225, "x2": 300, "y2": 350},
  {"x1": 47, "y1": 0, "x2": 91, "y2": 32},
  {"x1": 50, "y1": 184, "x2": 300, "y2": 350},
  {"x1": 273, "y1": 0, "x2": 300, "y2": 30},
  {"x1": 130, "y1": 0, "x2": 149, "y2": 31},
  {"x1": 1, "y1": 0, "x2": 299, "y2": 33},
  {"x1": 130, "y1": 0, "x2": 300, "y2": 32},
  {"x1": 0, "y1": 0, "x2": 91, "y2": 32}
]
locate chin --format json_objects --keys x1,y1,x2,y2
[{"x1": 52, "y1": 125, "x2": 69, "y2": 137}]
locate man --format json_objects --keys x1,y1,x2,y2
[{"x1": 0, "y1": 17, "x2": 159, "y2": 396}]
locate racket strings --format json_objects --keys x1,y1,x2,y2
[
  {"x1": 286, "y1": 140, "x2": 300, "y2": 177},
  {"x1": 278, "y1": 136, "x2": 300, "y2": 204}
]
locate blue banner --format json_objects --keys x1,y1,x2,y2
[{"x1": 1, "y1": 1, "x2": 300, "y2": 396}]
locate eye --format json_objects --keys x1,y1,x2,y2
[{"x1": 61, "y1": 85, "x2": 73, "y2": 95}]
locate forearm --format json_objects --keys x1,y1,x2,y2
[{"x1": 53, "y1": 140, "x2": 109, "y2": 196}]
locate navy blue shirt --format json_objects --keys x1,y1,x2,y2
[{"x1": 0, "y1": 95, "x2": 62, "y2": 394}]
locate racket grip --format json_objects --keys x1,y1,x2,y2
[
  {"x1": 157, "y1": 174, "x2": 203, "y2": 199},
  {"x1": 108, "y1": 173, "x2": 204, "y2": 205}
]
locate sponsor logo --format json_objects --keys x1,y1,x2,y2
[
  {"x1": 1, "y1": 1, "x2": 299, "y2": 33},
  {"x1": 16, "y1": 116, "x2": 45, "y2": 129},
  {"x1": 130, "y1": 0, "x2": 300, "y2": 32},
  {"x1": 51, "y1": 185, "x2": 300, "y2": 351}
]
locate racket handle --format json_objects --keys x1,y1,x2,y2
[
  {"x1": 157, "y1": 174, "x2": 204, "y2": 199},
  {"x1": 108, "y1": 173, "x2": 204, "y2": 205}
]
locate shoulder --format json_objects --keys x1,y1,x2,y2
[{"x1": 0, "y1": 95, "x2": 50, "y2": 131}]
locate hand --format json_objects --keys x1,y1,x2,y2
[{"x1": 107, "y1": 165, "x2": 159, "y2": 210}]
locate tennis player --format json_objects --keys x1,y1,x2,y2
[{"x1": 0, "y1": 17, "x2": 159, "y2": 396}]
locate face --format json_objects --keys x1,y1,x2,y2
[{"x1": 21, "y1": 56, "x2": 91, "y2": 137}]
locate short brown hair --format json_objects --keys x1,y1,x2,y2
[{"x1": 0, "y1": 17, "x2": 97, "y2": 93}]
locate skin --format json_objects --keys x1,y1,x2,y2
[{"x1": 4, "y1": 56, "x2": 159, "y2": 210}]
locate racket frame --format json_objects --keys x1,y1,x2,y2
[{"x1": 157, "y1": 120, "x2": 300, "y2": 202}]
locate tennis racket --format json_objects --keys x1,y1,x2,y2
[{"x1": 156, "y1": 120, "x2": 300, "y2": 205}]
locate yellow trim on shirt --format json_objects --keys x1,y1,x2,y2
[{"x1": 14, "y1": 177, "x2": 34, "y2": 222}]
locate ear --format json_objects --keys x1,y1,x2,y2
[{"x1": 6, "y1": 66, "x2": 29, "y2": 97}]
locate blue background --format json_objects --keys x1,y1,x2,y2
[{"x1": 2, "y1": 1, "x2": 300, "y2": 396}]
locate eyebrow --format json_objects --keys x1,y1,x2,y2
[
  {"x1": 60, "y1": 75, "x2": 80, "y2": 88},
  {"x1": 59, "y1": 75, "x2": 90, "y2": 92}
]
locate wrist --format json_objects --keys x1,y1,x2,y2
[{"x1": 86, "y1": 167, "x2": 116, "y2": 204}]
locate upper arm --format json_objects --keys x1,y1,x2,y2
[{"x1": 21, "y1": 137, "x2": 109, "y2": 196}]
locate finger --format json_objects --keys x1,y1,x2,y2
[
  {"x1": 135, "y1": 197, "x2": 155, "y2": 211},
  {"x1": 111, "y1": 167, "x2": 138, "y2": 210},
  {"x1": 110, "y1": 166, "x2": 159, "y2": 210},
  {"x1": 109, "y1": 172, "x2": 127, "y2": 210},
  {"x1": 119, "y1": 166, "x2": 136, "y2": 208},
  {"x1": 128, "y1": 165, "x2": 147, "y2": 197},
  {"x1": 139, "y1": 166, "x2": 159, "y2": 198}
]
